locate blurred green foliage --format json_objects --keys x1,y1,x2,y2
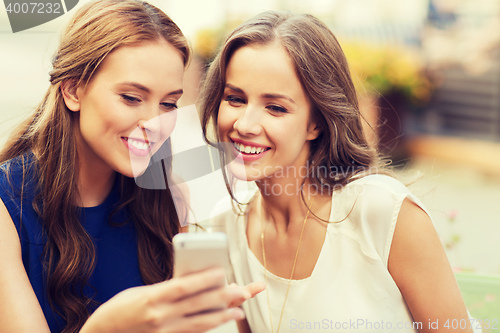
[{"x1": 456, "y1": 272, "x2": 500, "y2": 332}]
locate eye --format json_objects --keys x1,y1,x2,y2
[
  {"x1": 225, "y1": 95, "x2": 246, "y2": 107},
  {"x1": 161, "y1": 102, "x2": 178, "y2": 111},
  {"x1": 120, "y1": 94, "x2": 141, "y2": 104},
  {"x1": 267, "y1": 105, "x2": 288, "y2": 114}
]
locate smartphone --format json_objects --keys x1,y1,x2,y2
[{"x1": 173, "y1": 232, "x2": 230, "y2": 279}]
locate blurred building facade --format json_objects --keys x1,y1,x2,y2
[{"x1": 421, "y1": 0, "x2": 500, "y2": 141}]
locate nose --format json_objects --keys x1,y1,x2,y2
[
  {"x1": 233, "y1": 105, "x2": 262, "y2": 136},
  {"x1": 137, "y1": 106, "x2": 162, "y2": 141},
  {"x1": 138, "y1": 116, "x2": 161, "y2": 133}
]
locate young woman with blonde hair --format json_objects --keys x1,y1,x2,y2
[
  {"x1": 201, "y1": 11, "x2": 475, "y2": 333},
  {"x1": 0, "y1": 1, "x2": 256, "y2": 332}
]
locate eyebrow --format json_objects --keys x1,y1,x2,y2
[
  {"x1": 262, "y1": 93, "x2": 295, "y2": 104},
  {"x1": 225, "y1": 83, "x2": 244, "y2": 94},
  {"x1": 120, "y1": 82, "x2": 183, "y2": 96},
  {"x1": 225, "y1": 84, "x2": 295, "y2": 104}
]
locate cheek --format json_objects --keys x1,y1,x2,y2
[
  {"x1": 271, "y1": 120, "x2": 307, "y2": 150},
  {"x1": 217, "y1": 106, "x2": 233, "y2": 138},
  {"x1": 159, "y1": 111, "x2": 177, "y2": 139},
  {"x1": 81, "y1": 96, "x2": 115, "y2": 129}
]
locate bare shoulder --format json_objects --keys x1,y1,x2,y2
[
  {"x1": 388, "y1": 199, "x2": 472, "y2": 332},
  {"x1": 388, "y1": 198, "x2": 440, "y2": 279},
  {"x1": 0, "y1": 198, "x2": 51, "y2": 332}
]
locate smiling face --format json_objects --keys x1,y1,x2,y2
[
  {"x1": 63, "y1": 40, "x2": 184, "y2": 179},
  {"x1": 217, "y1": 42, "x2": 320, "y2": 182}
]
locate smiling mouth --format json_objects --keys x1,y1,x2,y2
[
  {"x1": 125, "y1": 137, "x2": 153, "y2": 151},
  {"x1": 233, "y1": 142, "x2": 270, "y2": 155}
]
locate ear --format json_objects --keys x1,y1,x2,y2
[
  {"x1": 306, "y1": 121, "x2": 321, "y2": 141},
  {"x1": 61, "y1": 80, "x2": 81, "y2": 112}
]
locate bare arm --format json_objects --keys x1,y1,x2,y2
[
  {"x1": 0, "y1": 198, "x2": 51, "y2": 333},
  {"x1": 388, "y1": 198, "x2": 472, "y2": 333}
]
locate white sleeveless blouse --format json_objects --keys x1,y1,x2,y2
[{"x1": 209, "y1": 175, "x2": 434, "y2": 333}]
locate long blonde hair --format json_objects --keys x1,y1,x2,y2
[{"x1": 0, "y1": 1, "x2": 190, "y2": 332}]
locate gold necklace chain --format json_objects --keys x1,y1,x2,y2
[{"x1": 260, "y1": 196, "x2": 315, "y2": 333}]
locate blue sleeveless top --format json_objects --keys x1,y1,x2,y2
[{"x1": 0, "y1": 154, "x2": 144, "y2": 333}]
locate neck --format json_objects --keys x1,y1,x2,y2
[
  {"x1": 76, "y1": 140, "x2": 116, "y2": 207},
  {"x1": 256, "y1": 173, "x2": 316, "y2": 235},
  {"x1": 77, "y1": 162, "x2": 116, "y2": 207},
  {"x1": 73, "y1": 120, "x2": 117, "y2": 207}
]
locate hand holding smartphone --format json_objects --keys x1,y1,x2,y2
[
  {"x1": 172, "y1": 232, "x2": 264, "y2": 316},
  {"x1": 173, "y1": 232, "x2": 230, "y2": 280}
]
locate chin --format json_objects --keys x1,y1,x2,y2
[
  {"x1": 119, "y1": 157, "x2": 150, "y2": 179},
  {"x1": 116, "y1": 167, "x2": 139, "y2": 179},
  {"x1": 227, "y1": 161, "x2": 262, "y2": 182}
]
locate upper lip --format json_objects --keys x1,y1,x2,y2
[
  {"x1": 124, "y1": 137, "x2": 154, "y2": 144},
  {"x1": 230, "y1": 137, "x2": 269, "y2": 148}
]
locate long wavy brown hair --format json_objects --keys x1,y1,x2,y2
[
  {"x1": 0, "y1": 1, "x2": 190, "y2": 332},
  {"x1": 200, "y1": 11, "x2": 386, "y2": 200}
]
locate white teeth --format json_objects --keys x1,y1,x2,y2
[
  {"x1": 128, "y1": 138, "x2": 151, "y2": 151},
  {"x1": 234, "y1": 142, "x2": 267, "y2": 154}
]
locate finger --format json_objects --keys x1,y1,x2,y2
[
  {"x1": 227, "y1": 284, "x2": 251, "y2": 300},
  {"x1": 156, "y1": 267, "x2": 226, "y2": 303},
  {"x1": 245, "y1": 281, "x2": 266, "y2": 298},
  {"x1": 226, "y1": 284, "x2": 251, "y2": 308},
  {"x1": 228, "y1": 281, "x2": 265, "y2": 299},
  {"x1": 227, "y1": 282, "x2": 266, "y2": 308},
  {"x1": 177, "y1": 285, "x2": 247, "y2": 316},
  {"x1": 164, "y1": 308, "x2": 245, "y2": 333}
]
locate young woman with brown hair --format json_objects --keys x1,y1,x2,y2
[
  {"x1": 201, "y1": 11, "x2": 475, "y2": 333},
  {"x1": 0, "y1": 1, "x2": 255, "y2": 332}
]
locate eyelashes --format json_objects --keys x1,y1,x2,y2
[
  {"x1": 120, "y1": 94, "x2": 178, "y2": 111},
  {"x1": 120, "y1": 94, "x2": 140, "y2": 103},
  {"x1": 267, "y1": 105, "x2": 287, "y2": 114},
  {"x1": 224, "y1": 95, "x2": 288, "y2": 114},
  {"x1": 225, "y1": 95, "x2": 245, "y2": 106},
  {"x1": 160, "y1": 103, "x2": 178, "y2": 111}
]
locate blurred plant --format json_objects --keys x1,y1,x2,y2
[
  {"x1": 194, "y1": 20, "x2": 244, "y2": 64},
  {"x1": 194, "y1": 27, "x2": 222, "y2": 61},
  {"x1": 443, "y1": 209, "x2": 461, "y2": 250},
  {"x1": 342, "y1": 42, "x2": 434, "y2": 106},
  {"x1": 440, "y1": 210, "x2": 469, "y2": 273}
]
